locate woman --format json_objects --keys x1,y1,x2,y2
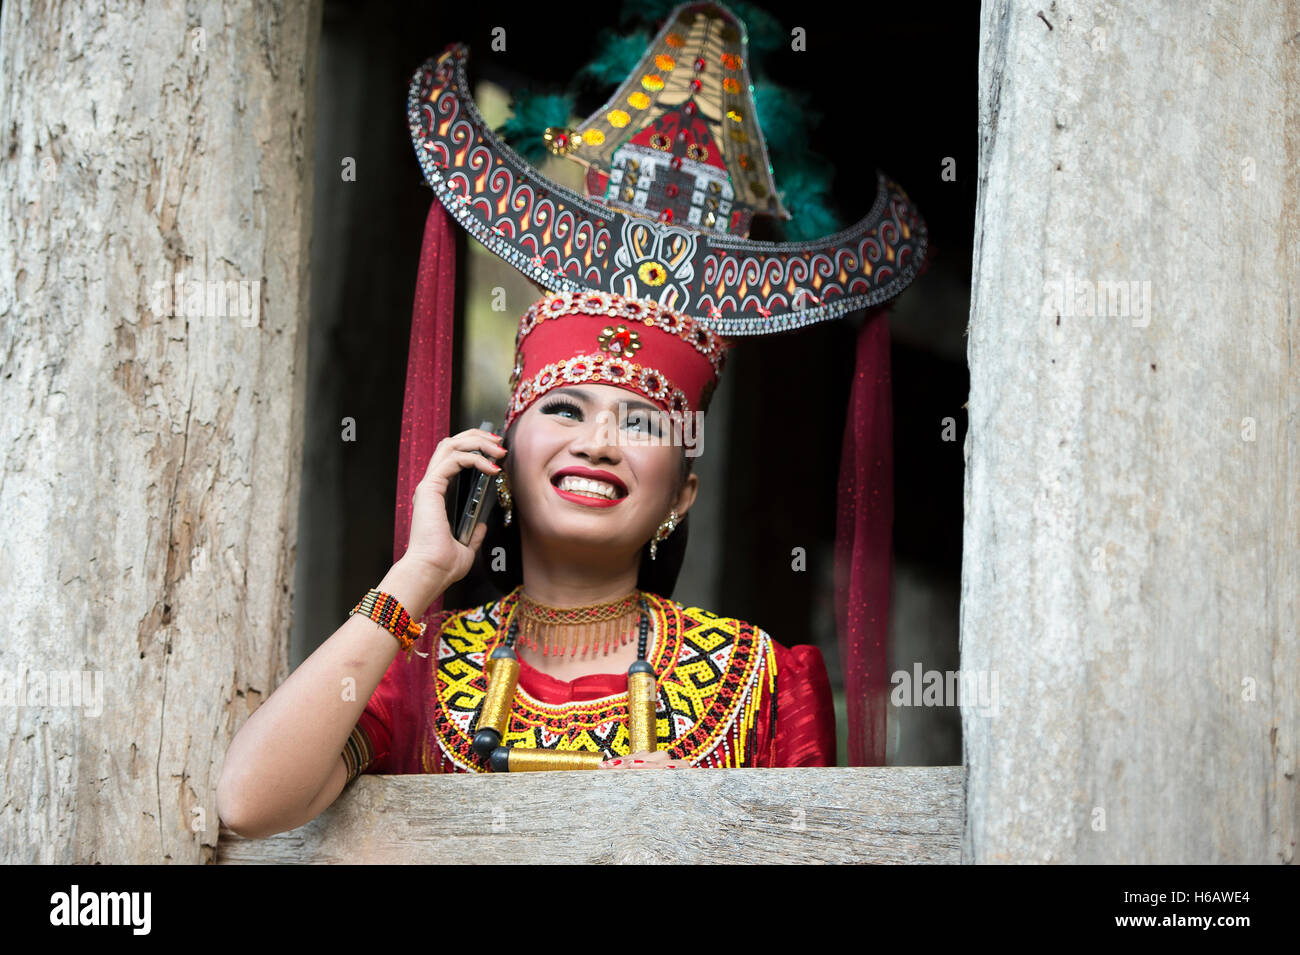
[{"x1": 216, "y1": 289, "x2": 836, "y2": 839}]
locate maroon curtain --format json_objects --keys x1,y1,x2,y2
[
  {"x1": 392, "y1": 199, "x2": 457, "y2": 617},
  {"x1": 833, "y1": 306, "x2": 894, "y2": 766}
]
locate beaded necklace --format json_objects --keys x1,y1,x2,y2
[
  {"x1": 472, "y1": 594, "x2": 657, "y2": 772},
  {"x1": 513, "y1": 589, "x2": 641, "y2": 657}
]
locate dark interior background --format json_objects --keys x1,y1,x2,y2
[{"x1": 292, "y1": 0, "x2": 975, "y2": 766}]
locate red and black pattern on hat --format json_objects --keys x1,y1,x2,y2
[{"x1": 406, "y1": 43, "x2": 927, "y2": 338}]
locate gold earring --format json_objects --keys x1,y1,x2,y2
[
  {"x1": 495, "y1": 472, "x2": 513, "y2": 526},
  {"x1": 649, "y1": 510, "x2": 678, "y2": 561}
]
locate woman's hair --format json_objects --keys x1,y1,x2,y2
[{"x1": 460, "y1": 419, "x2": 693, "y2": 602}]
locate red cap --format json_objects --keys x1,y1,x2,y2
[{"x1": 504, "y1": 290, "x2": 728, "y2": 431}]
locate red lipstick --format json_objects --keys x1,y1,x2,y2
[{"x1": 550, "y1": 466, "x2": 627, "y2": 508}]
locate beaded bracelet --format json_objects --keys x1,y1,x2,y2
[{"x1": 349, "y1": 588, "x2": 426, "y2": 653}]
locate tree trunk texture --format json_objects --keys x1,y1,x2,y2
[
  {"x1": 962, "y1": 1, "x2": 1298, "y2": 862},
  {"x1": 0, "y1": 0, "x2": 320, "y2": 863}
]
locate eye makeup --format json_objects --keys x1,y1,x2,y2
[{"x1": 540, "y1": 397, "x2": 583, "y2": 419}]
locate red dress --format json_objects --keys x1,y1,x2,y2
[{"x1": 351, "y1": 588, "x2": 836, "y2": 774}]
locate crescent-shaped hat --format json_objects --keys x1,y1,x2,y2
[{"x1": 405, "y1": 1, "x2": 927, "y2": 336}]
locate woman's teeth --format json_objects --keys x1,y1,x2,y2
[{"x1": 557, "y1": 475, "x2": 620, "y2": 500}]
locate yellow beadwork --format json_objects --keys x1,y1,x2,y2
[{"x1": 429, "y1": 590, "x2": 776, "y2": 772}]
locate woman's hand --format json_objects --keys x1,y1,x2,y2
[
  {"x1": 401, "y1": 427, "x2": 507, "y2": 589},
  {"x1": 598, "y1": 750, "x2": 693, "y2": 770}
]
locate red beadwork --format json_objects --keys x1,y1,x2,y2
[
  {"x1": 665, "y1": 183, "x2": 679, "y2": 198},
  {"x1": 694, "y1": 56, "x2": 705, "y2": 71},
  {"x1": 689, "y1": 78, "x2": 702, "y2": 92},
  {"x1": 658, "y1": 208, "x2": 673, "y2": 223},
  {"x1": 683, "y1": 101, "x2": 697, "y2": 116},
  {"x1": 670, "y1": 156, "x2": 683, "y2": 170}
]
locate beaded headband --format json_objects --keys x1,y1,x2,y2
[{"x1": 503, "y1": 289, "x2": 727, "y2": 432}]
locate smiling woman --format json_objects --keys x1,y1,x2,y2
[
  {"x1": 215, "y1": 289, "x2": 837, "y2": 837},
  {"x1": 343, "y1": 289, "x2": 837, "y2": 779},
  {"x1": 213, "y1": 0, "x2": 920, "y2": 838}
]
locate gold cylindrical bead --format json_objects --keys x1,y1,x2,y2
[
  {"x1": 506, "y1": 748, "x2": 604, "y2": 772},
  {"x1": 476, "y1": 654, "x2": 520, "y2": 736},
  {"x1": 627, "y1": 670, "x2": 658, "y2": 753}
]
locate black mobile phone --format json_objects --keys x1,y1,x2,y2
[{"x1": 451, "y1": 420, "x2": 498, "y2": 545}]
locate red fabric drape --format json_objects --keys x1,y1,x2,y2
[
  {"x1": 834, "y1": 307, "x2": 894, "y2": 766},
  {"x1": 392, "y1": 199, "x2": 458, "y2": 615}
]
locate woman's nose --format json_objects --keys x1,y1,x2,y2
[{"x1": 570, "y1": 410, "x2": 622, "y2": 462}]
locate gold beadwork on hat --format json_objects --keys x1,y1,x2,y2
[{"x1": 598, "y1": 324, "x2": 642, "y2": 356}]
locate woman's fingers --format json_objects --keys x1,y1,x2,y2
[
  {"x1": 598, "y1": 751, "x2": 692, "y2": 770},
  {"x1": 419, "y1": 449, "x2": 504, "y2": 497},
  {"x1": 422, "y1": 430, "x2": 507, "y2": 482}
]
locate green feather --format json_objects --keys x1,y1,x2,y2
[
  {"x1": 727, "y1": 1, "x2": 784, "y2": 72},
  {"x1": 772, "y1": 158, "x2": 844, "y2": 241},
  {"x1": 753, "y1": 83, "x2": 824, "y2": 162},
  {"x1": 575, "y1": 29, "x2": 652, "y2": 88},
  {"x1": 494, "y1": 91, "x2": 576, "y2": 164}
]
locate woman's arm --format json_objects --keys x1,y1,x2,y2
[
  {"x1": 215, "y1": 557, "x2": 446, "y2": 839},
  {"x1": 216, "y1": 428, "x2": 506, "y2": 838}
]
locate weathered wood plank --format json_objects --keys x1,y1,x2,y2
[
  {"x1": 218, "y1": 767, "x2": 964, "y2": 864},
  {"x1": 962, "y1": 0, "x2": 1298, "y2": 862}
]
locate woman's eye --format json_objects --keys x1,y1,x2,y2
[
  {"x1": 540, "y1": 398, "x2": 582, "y2": 420},
  {"x1": 624, "y1": 412, "x2": 661, "y2": 436}
]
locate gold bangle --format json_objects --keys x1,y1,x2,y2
[{"x1": 341, "y1": 724, "x2": 374, "y2": 784}]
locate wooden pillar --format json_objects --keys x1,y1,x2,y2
[
  {"x1": 961, "y1": 1, "x2": 1298, "y2": 862},
  {"x1": 0, "y1": 1, "x2": 320, "y2": 862}
]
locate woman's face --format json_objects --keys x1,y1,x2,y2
[{"x1": 507, "y1": 384, "x2": 697, "y2": 560}]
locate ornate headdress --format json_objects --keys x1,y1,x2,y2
[
  {"x1": 406, "y1": 5, "x2": 925, "y2": 333},
  {"x1": 393, "y1": 2, "x2": 927, "y2": 766}
]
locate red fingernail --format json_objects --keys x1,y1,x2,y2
[
  {"x1": 634, "y1": 759, "x2": 644, "y2": 764},
  {"x1": 612, "y1": 759, "x2": 622, "y2": 766},
  {"x1": 668, "y1": 765, "x2": 678, "y2": 769}
]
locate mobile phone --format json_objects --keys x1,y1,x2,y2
[{"x1": 452, "y1": 420, "x2": 498, "y2": 545}]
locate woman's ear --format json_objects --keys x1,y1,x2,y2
[{"x1": 671, "y1": 471, "x2": 699, "y2": 519}]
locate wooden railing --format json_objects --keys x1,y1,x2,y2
[{"x1": 218, "y1": 766, "x2": 964, "y2": 864}]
